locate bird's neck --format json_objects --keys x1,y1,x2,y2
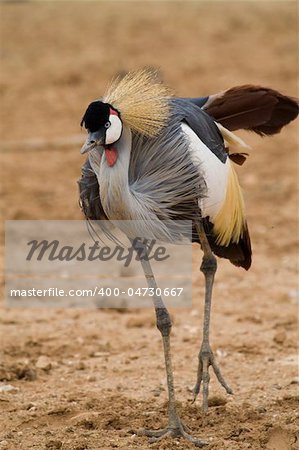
[{"x1": 99, "y1": 125, "x2": 134, "y2": 219}]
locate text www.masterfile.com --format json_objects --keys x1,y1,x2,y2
[{"x1": 9, "y1": 287, "x2": 184, "y2": 298}]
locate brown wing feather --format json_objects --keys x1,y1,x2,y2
[
  {"x1": 204, "y1": 85, "x2": 299, "y2": 135},
  {"x1": 201, "y1": 218, "x2": 252, "y2": 270}
]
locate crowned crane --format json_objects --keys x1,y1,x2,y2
[{"x1": 78, "y1": 69, "x2": 298, "y2": 447}]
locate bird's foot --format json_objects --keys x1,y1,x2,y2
[
  {"x1": 137, "y1": 420, "x2": 207, "y2": 447},
  {"x1": 192, "y1": 342, "x2": 233, "y2": 412}
]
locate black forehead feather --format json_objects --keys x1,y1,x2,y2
[{"x1": 81, "y1": 101, "x2": 110, "y2": 132}]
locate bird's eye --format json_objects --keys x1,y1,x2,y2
[{"x1": 104, "y1": 121, "x2": 111, "y2": 129}]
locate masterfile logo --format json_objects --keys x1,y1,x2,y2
[
  {"x1": 5, "y1": 220, "x2": 192, "y2": 309},
  {"x1": 26, "y1": 237, "x2": 170, "y2": 266}
]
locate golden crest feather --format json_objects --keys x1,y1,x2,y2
[{"x1": 103, "y1": 69, "x2": 172, "y2": 137}]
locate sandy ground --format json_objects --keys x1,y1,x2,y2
[{"x1": 0, "y1": 2, "x2": 298, "y2": 450}]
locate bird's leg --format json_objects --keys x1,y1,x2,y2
[
  {"x1": 131, "y1": 239, "x2": 207, "y2": 447},
  {"x1": 192, "y1": 221, "x2": 233, "y2": 412}
]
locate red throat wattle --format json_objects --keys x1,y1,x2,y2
[{"x1": 104, "y1": 146, "x2": 118, "y2": 167}]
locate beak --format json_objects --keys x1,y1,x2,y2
[{"x1": 80, "y1": 129, "x2": 105, "y2": 154}]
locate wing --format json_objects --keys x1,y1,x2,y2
[
  {"x1": 201, "y1": 218, "x2": 252, "y2": 271},
  {"x1": 172, "y1": 98, "x2": 228, "y2": 163},
  {"x1": 184, "y1": 85, "x2": 299, "y2": 135},
  {"x1": 174, "y1": 107, "x2": 251, "y2": 270}
]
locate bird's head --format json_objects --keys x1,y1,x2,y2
[
  {"x1": 80, "y1": 100, "x2": 123, "y2": 167},
  {"x1": 80, "y1": 69, "x2": 172, "y2": 167}
]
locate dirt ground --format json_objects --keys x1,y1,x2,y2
[{"x1": 0, "y1": 2, "x2": 298, "y2": 450}]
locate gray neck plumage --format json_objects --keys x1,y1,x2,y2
[
  {"x1": 93, "y1": 125, "x2": 167, "y2": 240},
  {"x1": 96, "y1": 125, "x2": 134, "y2": 220},
  {"x1": 89, "y1": 119, "x2": 203, "y2": 243}
]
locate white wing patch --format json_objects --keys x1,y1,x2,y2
[
  {"x1": 181, "y1": 122, "x2": 247, "y2": 246},
  {"x1": 181, "y1": 122, "x2": 229, "y2": 220}
]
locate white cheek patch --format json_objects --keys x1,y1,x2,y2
[{"x1": 105, "y1": 115, "x2": 123, "y2": 145}]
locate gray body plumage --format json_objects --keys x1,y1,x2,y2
[{"x1": 85, "y1": 99, "x2": 226, "y2": 243}]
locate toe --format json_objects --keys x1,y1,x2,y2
[{"x1": 211, "y1": 359, "x2": 233, "y2": 395}]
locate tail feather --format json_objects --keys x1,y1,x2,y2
[{"x1": 201, "y1": 85, "x2": 298, "y2": 135}]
